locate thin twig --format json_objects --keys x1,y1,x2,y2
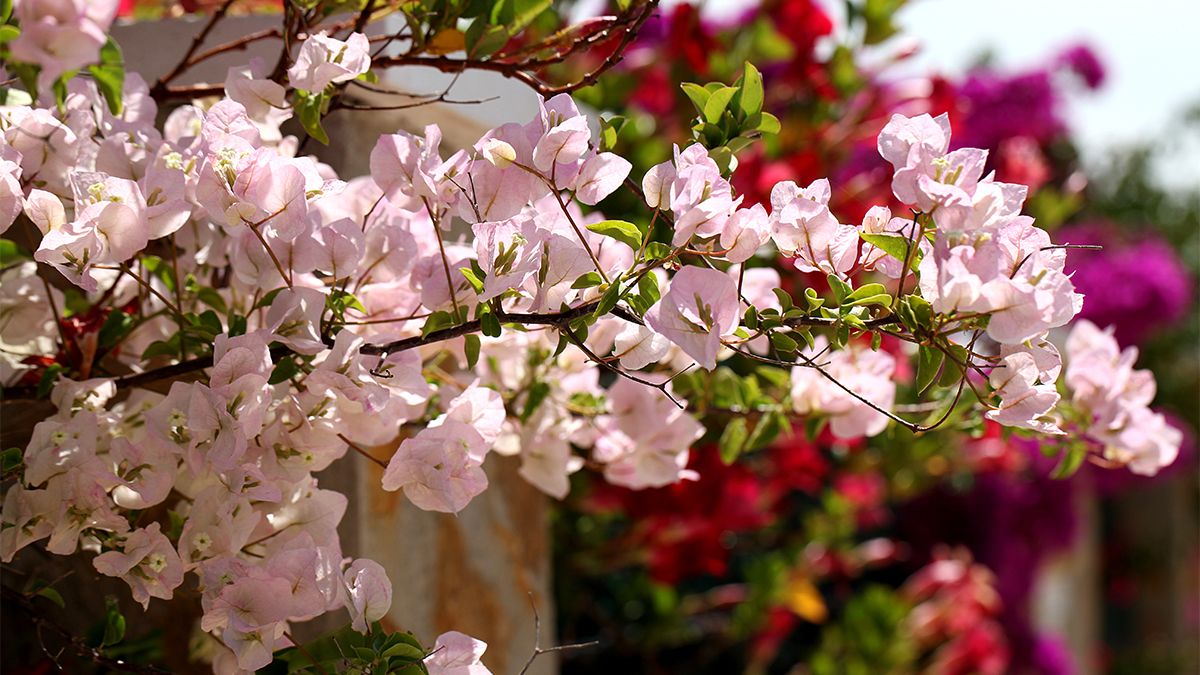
[
  {"x1": 151, "y1": 0, "x2": 238, "y2": 97},
  {"x1": 562, "y1": 324, "x2": 683, "y2": 408},
  {"x1": 0, "y1": 585, "x2": 171, "y2": 674},
  {"x1": 519, "y1": 593, "x2": 600, "y2": 675},
  {"x1": 337, "y1": 433, "x2": 388, "y2": 469}
]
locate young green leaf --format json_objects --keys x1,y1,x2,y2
[
  {"x1": 860, "y1": 232, "x2": 921, "y2": 271},
  {"x1": 586, "y1": 219, "x2": 643, "y2": 250},
  {"x1": 745, "y1": 111, "x2": 781, "y2": 135},
  {"x1": 703, "y1": 86, "x2": 739, "y2": 124},
  {"x1": 421, "y1": 311, "x2": 455, "y2": 337},
  {"x1": 915, "y1": 345, "x2": 944, "y2": 395},
  {"x1": 738, "y1": 62, "x2": 764, "y2": 117},
  {"x1": 87, "y1": 39, "x2": 125, "y2": 115},
  {"x1": 719, "y1": 417, "x2": 749, "y2": 464},
  {"x1": 102, "y1": 596, "x2": 126, "y2": 647},
  {"x1": 593, "y1": 281, "x2": 622, "y2": 318},
  {"x1": 464, "y1": 334, "x2": 481, "y2": 369},
  {"x1": 680, "y1": 82, "x2": 712, "y2": 114},
  {"x1": 295, "y1": 90, "x2": 329, "y2": 145},
  {"x1": 459, "y1": 266, "x2": 485, "y2": 294}
]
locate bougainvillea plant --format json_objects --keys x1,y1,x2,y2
[{"x1": 0, "y1": 0, "x2": 1183, "y2": 673}]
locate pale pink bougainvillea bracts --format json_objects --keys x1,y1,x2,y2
[{"x1": 0, "y1": 20, "x2": 1181, "y2": 672}]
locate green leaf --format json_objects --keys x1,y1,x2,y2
[
  {"x1": 586, "y1": 219, "x2": 643, "y2": 250},
  {"x1": 165, "y1": 510, "x2": 186, "y2": 541},
  {"x1": 0, "y1": 24, "x2": 18, "y2": 45},
  {"x1": 939, "y1": 344, "x2": 969, "y2": 387},
  {"x1": 35, "y1": 587, "x2": 65, "y2": 609},
  {"x1": 756, "y1": 366, "x2": 790, "y2": 389},
  {"x1": 905, "y1": 295, "x2": 934, "y2": 331},
  {"x1": 915, "y1": 345, "x2": 944, "y2": 395},
  {"x1": 520, "y1": 381, "x2": 551, "y2": 422},
  {"x1": 254, "y1": 287, "x2": 287, "y2": 310},
  {"x1": 860, "y1": 232, "x2": 920, "y2": 271},
  {"x1": 593, "y1": 282, "x2": 621, "y2": 318},
  {"x1": 680, "y1": 82, "x2": 712, "y2": 115},
  {"x1": 862, "y1": 0, "x2": 905, "y2": 45},
  {"x1": 490, "y1": 0, "x2": 551, "y2": 33},
  {"x1": 553, "y1": 331, "x2": 570, "y2": 358},
  {"x1": 847, "y1": 293, "x2": 892, "y2": 308},
  {"x1": 464, "y1": 334, "x2": 481, "y2": 369},
  {"x1": 102, "y1": 596, "x2": 126, "y2": 647},
  {"x1": 195, "y1": 286, "x2": 228, "y2": 315},
  {"x1": 804, "y1": 415, "x2": 827, "y2": 442},
  {"x1": 194, "y1": 310, "x2": 223, "y2": 337},
  {"x1": 746, "y1": 411, "x2": 788, "y2": 452},
  {"x1": 480, "y1": 309, "x2": 502, "y2": 338},
  {"x1": 9, "y1": 62, "x2": 39, "y2": 103},
  {"x1": 228, "y1": 313, "x2": 247, "y2": 337},
  {"x1": 712, "y1": 367, "x2": 745, "y2": 410},
  {"x1": 567, "y1": 391, "x2": 606, "y2": 415},
  {"x1": 142, "y1": 336, "x2": 181, "y2": 360},
  {"x1": 804, "y1": 288, "x2": 825, "y2": 312},
  {"x1": 1, "y1": 447, "x2": 22, "y2": 473},
  {"x1": 719, "y1": 418, "x2": 749, "y2": 464},
  {"x1": 642, "y1": 242, "x2": 672, "y2": 261},
  {"x1": 269, "y1": 357, "x2": 302, "y2": 385},
  {"x1": 845, "y1": 282, "x2": 892, "y2": 309},
  {"x1": 140, "y1": 255, "x2": 176, "y2": 293},
  {"x1": 459, "y1": 266, "x2": 485, "y2": 294},
  {"x1": 599, "y1": 115, "x2": 627, "y2": 152},
  {"x1": 834, "y1": 322, "x2": 850, "y2": 348},
  {"x1": 770, "y1": 332, "x2": 798, "y2": 354},
  {"x1": 703, "y1": 86, "x2": 738, "y2": 124},
  {"x1": 743, "y1": 306, "x2": 760, "y2": 331},
  {"x1": 1051, "y1": 442, "x2": 1087, "y2": 479},
  {"x1": 571, "y1": 271, "x2": 604, "y2": 290},
  {"x1": 845, "y1": 283, "x2": 888, "y2": 304},
  {"x1": 86, "y1": 39, "x2": 125, "y2": 115},
  {"x1": 708, "y1": 145, "x2": 734, "y2": 173},
  {"x1": 36, "y1": 364, "x2": 64, "y2": 398},
  {"x1": 771, "y1": 288, "x2": 794, "y2": 311},
  {"x1": 421, "y1": 311, "x2": 455, "y2": 337},
  {"x1": 98, "y1": 310, "x2": 135, "y2": 349},
  {"x1": 0, "y1": 239, "x2": 28, "y2": 266},
  {"x1": 380, "y1": 641, "x2": 426, "y2": 661},
  {"x1": 826, "y1": 274, "x2": 854, "y2": 304},
  {"x1": 738, "y1": 62, "x2": 764, "y2": 117},
  {"x1": 745, "y1": 112, "x2": 781, "y2": 135},
  {"x1": 295, "y1": 90, "x2": 329, "y2": 145},
  {"x1": 465, "y1": 22, "x2": 509, "y2": 58},
  {"x1": 638, "y1": 273, "x2": 660, "y2": 305}
]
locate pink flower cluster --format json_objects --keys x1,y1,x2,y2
[{"x1": 1065, "y1": 321, "x2": 1181, "y2": 475}]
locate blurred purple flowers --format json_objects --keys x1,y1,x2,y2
[
  {"x1": 1060, "y1": 222, "x2": 1193, "y2": 346},
  {"x1": 955, "y1": 44, "x2": 1107, "y2": 150}
]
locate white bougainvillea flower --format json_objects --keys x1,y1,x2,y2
[
  {"x1": 93, "y1": 523, "x2": 185, "y2": 608},
  {"x1": 344, "y1": 558, "x2": 393, "y2": 633},
  {"x1": 287, "y1": 31, "x2": 371, "y2": 92},
  {"x1": 424, "y1": 630, "x2": 493, "y2": 675},
  {"x1": 645, "y1": 265, "x2": 739, "y2": 370}
]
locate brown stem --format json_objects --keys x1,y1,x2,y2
[
  {"x1": 150, "y1": 0, "x2": 238, "y2": 98},
  {"x1": 337, "y1": 433, "x2": 388, "y2": 469}
]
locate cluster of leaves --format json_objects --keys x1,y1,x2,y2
[
  {"x1": 680, "y1": 63, "x2": 781, "y2": 172},
  {"x1": 268, "y1": 624, "x2": 430, "y2": 675}
]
